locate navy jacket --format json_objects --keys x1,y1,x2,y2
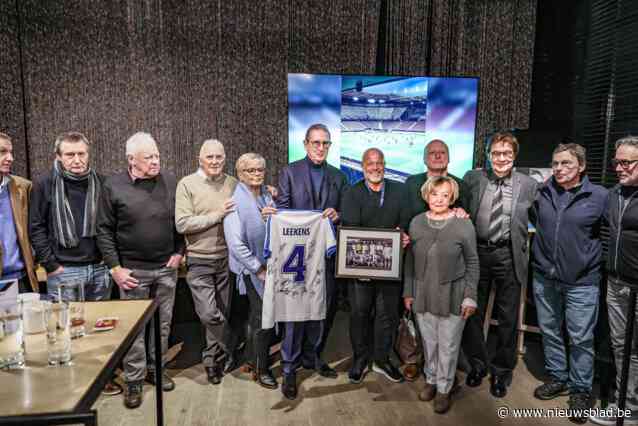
[
  {"x1": 277, "y1": 157, "x2": 348, "y2": 211},
  {"x1": 531, "y1": 176, "x2": 609, "y2": 285}
]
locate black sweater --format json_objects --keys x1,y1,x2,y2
[
  {"x1": 607, "y1": 184, "x2": 638, "y2": 283},
  {"x1": 341, "y1": 179, "x2": 411, "y2": 231},
  {"x1": 96, "y1": 171, "x2": 185, "y2": 270},
  {"x1": 29, "y1": 172, "x2": 103, "y2": 273}
]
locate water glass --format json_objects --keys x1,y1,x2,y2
[
  {"x1": 58, "y1": 281, "x2": 85, "y2": 338},
  {"x1": 0, "y1": 300, "x2": 25, "y2": 369},
  {"x1": 44, "y1": 301, "x2": 72, "y2": 365}
]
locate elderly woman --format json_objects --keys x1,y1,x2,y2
[
  {"x1": 403, "y1": 176, "x2": 479, "y2": 414},
  {"x1": 223, "y1": 153, "x2": 277, "y2": 390}
]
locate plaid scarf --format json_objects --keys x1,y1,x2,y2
[{"x1": 51, "y1": 161, "x2": 100, "y2": 248}]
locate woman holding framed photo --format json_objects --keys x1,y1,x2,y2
[{"x1": 403, "y1": 176, "x2": 479, "y2": 414}]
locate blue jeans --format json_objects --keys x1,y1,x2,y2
[
  {"x1": 532, "y1": 272, "x2": 599, "y2": 393},
  {"x1": 46, "y1": 263, "x2": 112, "y2": 302}
]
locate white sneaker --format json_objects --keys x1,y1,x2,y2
[{"x1": 589, "y1": 404, "x2": 638, "y2": 425}]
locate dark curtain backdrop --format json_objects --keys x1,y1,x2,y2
[
  {"x1": 1, "y1": 0, "x2": 535, "y2": 181},
  {"x1": 382, "y1": 0, "x2": 537, "y2": 166}
]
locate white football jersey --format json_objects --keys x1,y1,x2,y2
[{"x1": 262, "y1": 210, "x2": 336, "y2": 328}]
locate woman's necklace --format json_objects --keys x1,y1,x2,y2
[{"x1": 426, "y1": 211, "x2": 451, "y2": 229}]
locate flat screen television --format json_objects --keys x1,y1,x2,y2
[{"x1": 288, "y1": 73, "x2": 479, "y2": 183}]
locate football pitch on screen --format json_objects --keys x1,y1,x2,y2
[{"x1": 340, "y1": 130, "x2": 426, "y2": 176}]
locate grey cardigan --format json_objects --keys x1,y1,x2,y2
[{"x1": 403, "y1": 214, "x2": 479, "y2": 316}]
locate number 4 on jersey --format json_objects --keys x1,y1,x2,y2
[{"x1": 282, "y1": 245, "x2": 306, "y2": 283}]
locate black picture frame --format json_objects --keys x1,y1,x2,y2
[{"x1": 335, "y1": 226, "x2": 403, "y2": 281}]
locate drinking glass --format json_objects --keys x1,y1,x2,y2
[
  {"x1": 58, "y1": 281, "x2": 85, "y2": 338},
  {"x1": 44, "y1": 301, "x2": 72, "y2": 365},
  {"x1": 0, "y1": 299, "x2": 25, "y2": 369}
]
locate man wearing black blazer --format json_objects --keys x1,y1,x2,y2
[
  {"x1": 276, "y1": 123, "x2": 348, "y2": 398},
  {"x1": 461, "y1": 131, "x2": 538, "y2": 398}
]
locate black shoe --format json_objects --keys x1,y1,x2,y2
[
  {"x1": 206, "y1": 366, "x2": 223, "y2": 385},
  {"x1": 316, "y1": 362, "x2": 338, "y2": 379},
  {"x1": 348, "y1": 358, "x2": 369, "y2": 384},
  {"x1": 465, "y1": 369, "x2": 486, "y2": 387},
  {"x1": 282, "y1": 374, "x2": 298, "y2": 400},
  {"x1": 372, "y1": 360, "x2": 404, "y2": 383},
  {"x1": 124, "y1": 381, "x2": 143, "y2": 409},
  {"x1": 257, "y1": 370, "x2": 278, "y2": 390},
  {"x1": 224, "y1": 348, "x2": 243, "y2": 375},
  {"x1": 568, "y1": 392, "x2": 591, "y2": 424},
  {"x1": 533, "y1": 380, "x2": 569, "y2": 400},
  {"x1": 145, "y1": 371, "x2": 175, "y2": 392},
  {"x1": 489, "y1": 375, "x2": 507, "y2": 398}
]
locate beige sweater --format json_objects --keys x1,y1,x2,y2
[{"x1": 175, "y1": 170, "x2": 238, "y2": 259}]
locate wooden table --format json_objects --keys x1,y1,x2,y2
[{"x1": 0, "y1": 300, "x2": 163, "y2": 426}]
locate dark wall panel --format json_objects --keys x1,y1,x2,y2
[{"x1": 0, "y1": 1, "x2": 28, "y2": 177}]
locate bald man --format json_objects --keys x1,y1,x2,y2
[
  {"x1": 175, "y1": 139, "x2": 238, "y2": 385},
  {"x1": 404, "y1": 139, "x2": 468, "y2": 220}
]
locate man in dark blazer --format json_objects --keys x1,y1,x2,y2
[
  {"x1": 276, "y1": 123, "x2": 348, "y2": 396},
  {"x1": 404, "y1": 139, "x2": 468, "y2": 220},
  {"x1": 461, "y1": 131, "x2": 538, "y2": 398}
]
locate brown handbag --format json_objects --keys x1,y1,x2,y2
[{"x1": 395, "y1": 311, "x2": 423, "y2": 366}]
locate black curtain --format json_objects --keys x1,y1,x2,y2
[{"x1": 1, "y1": 0, "x2": 536, "y2": 180}]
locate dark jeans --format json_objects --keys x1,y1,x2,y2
[
  {"x1": 245, "y1": 275, "x2": 274, "y2": 373},
  {"x1": 302, "y1": 258, "x2": 337, "y2": 367},
  {"x1": 349, "y1": 279, "x2": 401, "y2": 364},
  {"x1": 462, "y1": 245, "x2": 521, "y2": 378},
  {"x1": 186, "y1": 257, "x2": 231, "y2": 367},
  {"x1": 223, "y1": 272, "x2": 249, "y2": 358}
]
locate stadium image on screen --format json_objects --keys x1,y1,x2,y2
[{"x1": 288, "y1": 74, "x2": 479, "y2": 184}]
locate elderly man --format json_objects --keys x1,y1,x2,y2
[
  {"x1": 30, "y1": 132, "x2": 110, "y2": 301},
  {"x1": 175, "y1": 139, "x2": 237, "y2": 385},
  {"x1": 405, "y1": 139, "x2": 468, "y2": 219},
  {"x1": 461, "y1": 131, "x2": 538, "y2": 398},
  {"x1": 591, "y1": 136, "x2": 638, "y2": 425},
  {"x1": 530, "y1": 143, "x2": 608, "y2": 423},
  {"x1": 277, "y1": 123, "x2": 348, "y2": 384},
  {"x1": 341, "y1": 148, "x2": 411, "y2": 384},
  {"x1": 0, "y1": 132, "x2": 37, "y2": 300},
  {"x1": 97, "y1": 132, "x2": 184, "y2": 409}
]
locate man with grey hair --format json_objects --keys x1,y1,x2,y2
[
  {"x1": 591, "y1": 136, "x2": 638, "y2": 425},
  {"x1": 529, "y1": 142, "x2": 608, "y2": 423},
  {"x1": 175, "y1": 139, "x2": 237, "y2": 385},
  {"x1": 405, "y1": 139, "x2": 468, "y2": 220},
  {"x1": 97, "y1": 132, "x2": 184, "y2": 409},
  {"x1": 0, "y1": 132, "x2": 37, "y2": 296},
  {"x1": 30, "y1": 132, "x2": 110, "y2": 301}
]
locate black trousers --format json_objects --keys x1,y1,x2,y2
[
  {"x1": 462, "y1": 245, "x2": 521, "y2": 378},
  {"x1": 245, "y1": 275, "x2": 274, "y2": 373},
  {"x1": 349, "y1": 279, "x2": 401, "y2": 364},
  {"x1": 302, "y1": 258, "x2": 338, "y2": 367}
]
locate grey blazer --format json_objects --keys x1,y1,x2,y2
[
  {"x1": 403, "y1": 216, "x2": 479, "y2": 316},
  {"x1": 463, "y1": 169, "x2": 538, "y2": 286}
]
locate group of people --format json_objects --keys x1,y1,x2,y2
[{"x1": 0, "y1": 125, "x2": 637, "y2": 424}]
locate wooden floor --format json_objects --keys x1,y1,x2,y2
[{"x1": 94, "y1": 312, "x2": 576, "y2": 426}]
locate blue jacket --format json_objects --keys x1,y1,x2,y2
[{"x1": 531, "y1": 176, "x2": 609, "y2": 285}]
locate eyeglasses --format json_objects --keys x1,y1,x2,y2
[
  {"x1": 242, "y1": 168, "x2": 265, "y2": 174},
  {"x1": 611, "y1": 159, "x2": 638, "y2": 169},
  {"x1": 490, "y1": 150, "x2": 514, "y2": 160},
  {"x1": 308, "y1": 140, "x2": 332, "y2": 149}
]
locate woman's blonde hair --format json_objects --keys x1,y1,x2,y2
[{"x1": 420, "y1": 175, "x2": 459, "y2": 205}]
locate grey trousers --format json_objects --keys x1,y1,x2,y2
[
  {"x1": 607, "y1": 280, "x2": 638, "y2": 410},
  {"x1": 416, "y1": 312, "x2": 466, "y2": 394},
  {"x1": 186, "y1": 258, "x2": 231, "y2": 367},
  {"x1": 120, "y1": 266, "x2": 177, "y2": 383}
]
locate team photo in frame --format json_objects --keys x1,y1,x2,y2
[{"x1": 335, "y1": 227, "x2": 403, "y2": 281}]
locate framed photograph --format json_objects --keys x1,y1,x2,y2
[{"x1": 335, "y1": 226, "x2": 403, "y2": 281}]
